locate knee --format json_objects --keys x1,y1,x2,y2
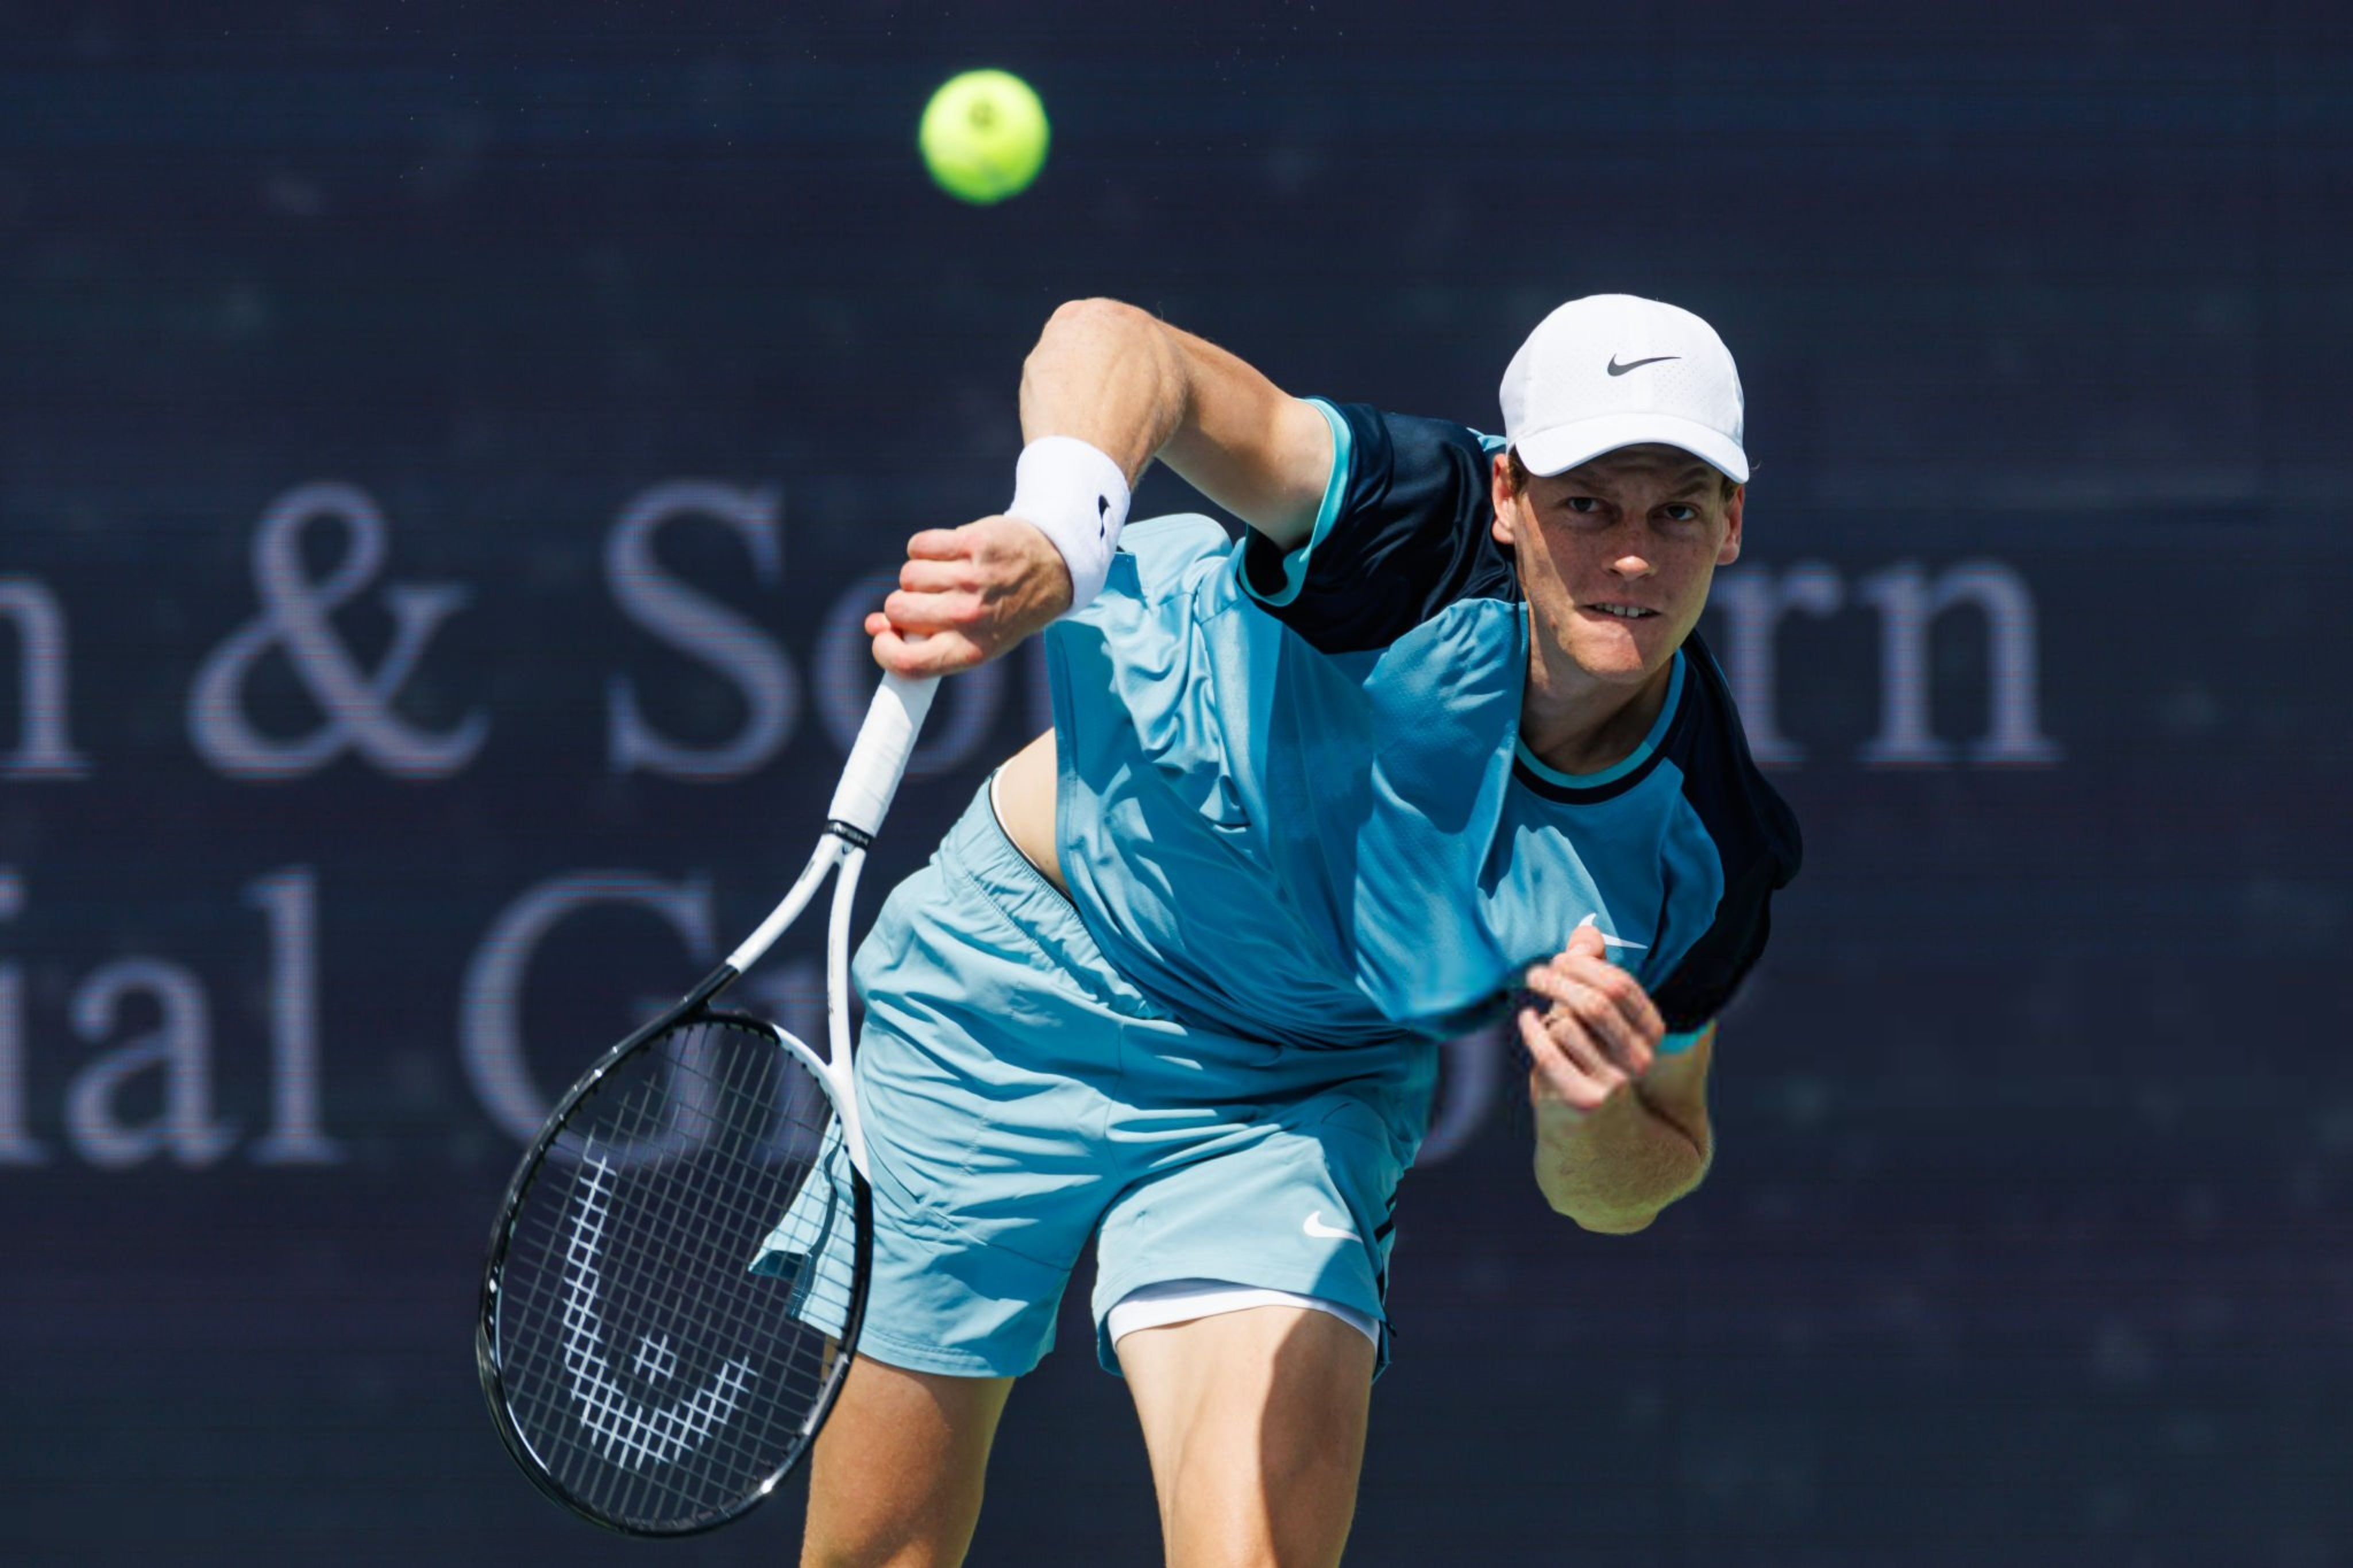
[
  {"x1": 800, "y1": 1480, "x2": 987, "y2": 1568},
  {"x1": 797, "y1": 1358, "x2": 1007, "y2": 1568}
]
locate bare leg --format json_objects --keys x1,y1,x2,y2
[
  {"x1": 1118, "y1": 1306, "x2": 1375, "y2": 1568},
  {"x1": 800, "y1": 1355, "x2": 1015, "y2": 1568}
]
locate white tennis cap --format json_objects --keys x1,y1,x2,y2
[{"x1": 1499, "y1": 293, "x2": 1748, "y2": 484}]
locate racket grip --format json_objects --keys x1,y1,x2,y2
[{"x1": 828, "y1": 673, "x2": 939, "y2": 836}]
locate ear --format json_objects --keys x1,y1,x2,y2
[
  {"x1": 1717, "y1": 485, "x2": 1745, "y2": 566},
  {"x1": 1490, "y1": 452, "x2": 1519, "y2": 547}
]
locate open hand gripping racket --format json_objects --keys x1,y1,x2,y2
[{"x1": 477, "y1": 673, "x2": 936, "y2": 1536}]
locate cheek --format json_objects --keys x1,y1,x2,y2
[
  {"x1": 1663, "y1": 530, "x2": 1723, "y2": 573},
  {"x1": 1667, "y1": 554, "x2": 1722, "y2": 612},
  {"x1": 1527, "y1": 525, "x2": 1601, "y2": 579}
]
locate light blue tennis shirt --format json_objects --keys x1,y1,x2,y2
[{"x1": 1043, "y1": 399, "x2": 1800, "y2": 1052}]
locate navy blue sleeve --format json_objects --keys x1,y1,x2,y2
[
  {"x1": 1652, "y1": 642, "x2": 1804, "y2": 1034},
  {"x1": 1236, "y1": 399, "x2": 1518, "y2": 655},
  {"x1": 1652, "y1": 835, "x2": 1799, "y2": 1034}
]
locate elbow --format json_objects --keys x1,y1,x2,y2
[
  {"x1": 1533, "y1": 1169, "x2": 1654, "y2": 1233},
  {"x1": 1023, "y1": 297, "x2": 1190, "y2": 440},
  {"x1": 1578, "y1": 1211, "x2": 1658, "y2": 1236},
  {"x1": 1541, "y1": 1188, "x2": 1661, "y2": 1235},
  {"x1": 1044, "y1": 295, "x2": 1139, "y2": 329},
  {"x1": 1025, "y1": 298, "x2": 1168, "y2": 400},
  {"x1": 1534, "y1": 1154, "x2": 1708, "y2": 1234},
  {"x1": 1035, "y1": 296, "x2": 1149, "y2": 354}
]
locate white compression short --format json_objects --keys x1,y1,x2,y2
[{"x1": 1105, "y1": 1278, "x2": 1379, "y2": 1350}]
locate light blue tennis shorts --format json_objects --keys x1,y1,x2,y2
[{"x1": 754, "y1": 780, "x2": 1437, "y2": 1379}]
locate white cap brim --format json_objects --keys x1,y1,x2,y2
[{"x1": 1514, "y1": 412, "x2": 1749, "y2": 486}]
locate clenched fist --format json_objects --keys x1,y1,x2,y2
[
  {"x1": 866, "y1": 515, "x2": 1074, "y2": 678},
  {"x1": 1517, "y1": 920, "x2": 1668, "y2": 1120}
]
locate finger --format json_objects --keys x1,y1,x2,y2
[
  {"x1": 1617, "y1": 979, "x2": 1667, "y2": 1052},
  {"x1": 1519, "y1": 1006, "x2": 1618, "y2": 1115},
  {"x1": 1547, "y1": 944, "x2": 1666, "y2": 1052},
  {"x1": 1519, "y1": 1005, "x2": 1591, "y2": 1106},
  {"x1": 1518, "y1": 989, "x2": 1614, "y2": 1081},
  {"x1": 1545, "y1": 1001, "x2": 1634, "y2": 1084},
  {"x1": 1567, "y1": 922, "x2": 1608, "y2": 962},
  {"x1": 1521, "y1": 966, "x2": 1653, "y2": 1077},
  {"x1": 898, "y1": 557, "x2": 974, "y2": 594},
  {"x1": 905, "y1": 526, "x2": 971, "y2": 560},
  {"x1": 882, "y1": 587, "x2": 982, "y2": 635},
  {"x1": 866, "y1": 611, "x2": 955, "y2": 658},
  {"x1": 869, "y1": 625, "x2": 982, "y2": 677},
  {"x1": 1552, "y1": 951, "x2": 1668, "y2": 1054}
]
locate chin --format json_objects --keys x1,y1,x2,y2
[{"x1": 1567, "y1": 628, "x2": 1662, "y2": 684}]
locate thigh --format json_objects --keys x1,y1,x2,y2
[
  {"x1": 801, "y1": 1354, "x2": 1015, "y2": 1568},
  {"x1": 1090, "y1": 1072, "x2": 1422, "y2": 1376},
  {"x1": 1118, "y1": 1306, "x2": 1375, "y2": 1568},
  {"x1": 785, "y1": 789, "x2": 1132, "y2": 1377}
]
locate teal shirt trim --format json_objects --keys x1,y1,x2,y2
[
  {"x1": 1513, "y1": 648, "x2": 1688, "y2": 790},
  {"x1": 1238, "y1": 396, "x2": 1353, "y2": 608},
  {"x1": 1658, "y1": 1022, "x2": 1712, "y2": 1057}
]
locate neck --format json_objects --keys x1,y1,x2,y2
[{"x1": 1519, "y1": 627, "x2": 1679, "y2": 778}]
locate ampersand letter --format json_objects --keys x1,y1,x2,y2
[{"x1": 189, "y1": 482, "x2": 488, "y2": 779}]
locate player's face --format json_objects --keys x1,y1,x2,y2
[{"x1": 1490, "y1": 443, "x2": 1744, "y2": 687}]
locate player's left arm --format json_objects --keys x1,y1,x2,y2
[{"x1": 1521, "y1": 923, "x2": 1715, "y2": 1235}]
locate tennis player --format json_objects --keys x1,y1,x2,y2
[{"x1": 785, "y1": 292, "x2": 1800, "y2": 1566}]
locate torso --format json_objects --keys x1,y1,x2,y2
[
  {"x1": 1001, "y1": 640, "x2": 1673, "y2": 925},
  {"x1": 995, "y1": 727, "x2": 1069, "y2": 896}
]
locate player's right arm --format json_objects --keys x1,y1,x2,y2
[
  {"x1": 1017, "y1": 298, "x2": 1334, "y2": 548},
  {"x1": 869, "y1": 299, "x2": 1333, "y2": 677}
]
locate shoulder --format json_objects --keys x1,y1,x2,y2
[
  {"x1": 1321, "y1": 400, "x2": 1505, "y2": 518},
  {"x1": 1234, "y1": 400, "x2": 1518, "y2": 655}
]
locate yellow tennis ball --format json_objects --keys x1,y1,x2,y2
[{"x1": 919, "y1": 69, "x2": 1050, "y2": 205}]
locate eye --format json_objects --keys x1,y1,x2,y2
[
  {"x1": 1661, "y1": 503, "x2": 1702, "y2": 523},
  {"x1": 1561, "y1": 496, "x2": 1603, "y2": 515}
]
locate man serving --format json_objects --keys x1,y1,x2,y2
[{"x1": 778, "y1": 292, "x2": 1802, "y2": 1567}]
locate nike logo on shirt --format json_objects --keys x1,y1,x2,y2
[
  {"x1": 1576, "y1": 912, "x2": 1649, "y2": 950},
  {"x1": 1302, "y1": 1210, "x2": 1360, "y2": 1241}
]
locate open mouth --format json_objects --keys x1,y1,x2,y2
[{"x1": 1584, "y1": 603, "x2": 1658, "y2": 620}]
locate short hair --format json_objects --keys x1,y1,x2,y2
[{"x1": 1503, "y1": 447, "x2": 1741, "y2": 503}]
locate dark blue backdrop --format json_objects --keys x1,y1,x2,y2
[{"x1": 3, "y1": 3, "x2": 2349, "y2": 1563}]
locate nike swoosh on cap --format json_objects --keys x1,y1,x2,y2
[{"x1": 1606, "y1": 354, "x2": 1680, "y2": 376}]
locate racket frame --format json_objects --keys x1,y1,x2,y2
[{"x1": 475, "y1": 674, "x2": 935, "y2": 1535}]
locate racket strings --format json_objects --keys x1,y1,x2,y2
[
  {"x1": 508, "y1": 1038, "x2": 816, "y2": 1525},
  {"x1": 566, "y1": 1034, "x2": 817, "y2": 1516},
  {"x1": 492, "y1": 1016, "x2": 855, "y2": 1532},
  {"x1": 566, "y1": 1058, "x2": 786, "y2": 1501}
]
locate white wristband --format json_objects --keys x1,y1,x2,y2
[{"x1": 1007, "y1": 436, "x2": 1130, "y2": 612}]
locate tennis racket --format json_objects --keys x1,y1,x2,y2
[{"x1": 476, "y1": 671, "x2": 937, "y2": 1536}]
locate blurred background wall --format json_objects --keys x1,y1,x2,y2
[{"x1": 2, "y1": 2, "x2": 2348, "y2": 1562}]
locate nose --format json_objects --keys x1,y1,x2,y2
[{"x1": 1608, "y1": 551, "x2": 1656, "y2": 579}]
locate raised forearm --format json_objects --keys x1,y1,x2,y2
[
  {"x1": 1017, "y1": 298, "x2": 1332, "y2": 544},
  {"x1": 1018, "y1": 298, "x2": 1191, "y2": 481},
  {"x1": 1533, "y1": 1086, "x2": 1712, "y2": 1234},
  {"x1": 869, "y1": 300, "x2": 1322, "y2": 682}
]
